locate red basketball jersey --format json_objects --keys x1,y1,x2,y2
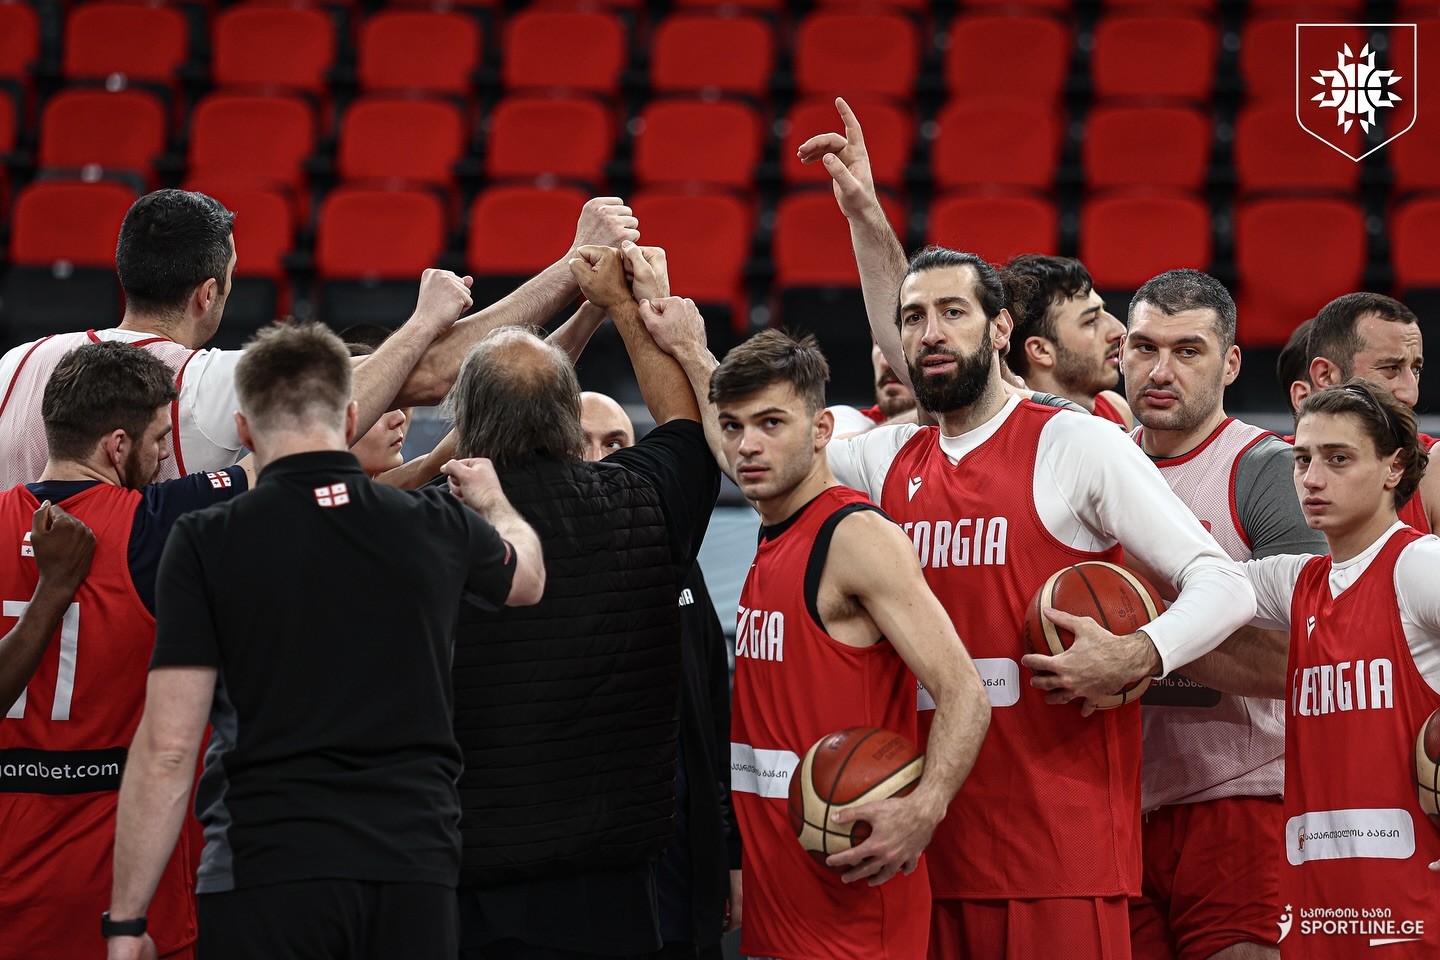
[
  {"x1": 1396, "y1": 434, "x2": 1435, "y2": 535},
  {"x1": 1281, "y1": 527, "x2": 1440, "y2": 959},
  {"x1": 0, "y1": 484, "x2": 196, "y2": 959},
  {"x1": 1091, "y1": 392, "x2": 1128, "y2": 428},
  {"x1": 732, "y1": 485, "x2": 931, "y2": 960},
  {"x1": 878, "y1": 401, "x2": 1139, "y2": 900}
]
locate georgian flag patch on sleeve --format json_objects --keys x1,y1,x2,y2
[
  {"x1": 206, "y1": 472, "x2": 232, "y2": 490},
  {"x1": 314, "y1": 483, "x2": 350, "y2": 508}
]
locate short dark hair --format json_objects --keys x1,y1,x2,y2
[
  {"x1": 1130, "y1": 269, "x2": 1237, "y2": 350},
  {"x1": 116, "y1": 189, "x2": 236, "y2": 315},
  {"x1": 446, "y1": 328, "x2": 585, "y2": 467},
  {"x1": 710, "y1": 329, "x2": 830, "y2": 415},
  {"x1": 1277, "y1": 318, "x2": 1314, "y2": 396},
  {"x1": 1306, "y1": 293, "x2": 1419, "y2": 378},
  {"x1": 895, "y1": 246, "x2": 1007, "y2": 327},
  {"x1": 1298, "y1": 378, "x2": 1428, "y2": 510},
  {"x1": 235, "y1": 323, "x2": 353, "y2": 433},
  {"x1": 1000, "y1": 255, "x2": 1093, "y2": 377},
  {"x1": 41, "y1": 342, "x2": 178, "y2": 461},
  {"x1": 337, "y1": 324, "x2": 393, "y2": 350}
]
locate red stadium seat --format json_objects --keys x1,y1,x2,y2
[
  {"x1": 337, "y1": 97, "x2": 466, "y2": 191},
  {"x1": 772, "y1": 189, "x2": 903, "y2": 288},
  {"x1": 1234, "y1": 102, "x2": 1362, "y2": 194},
  {"x1": 782, "y1": 96, "x2": 912, "y2": 190},
  {"x1": 37, "y1": 89, "x2": 167, "y2": 182},
  {"x1": 1092, "y1": 15, "x2": 1217, "y2": 102},
  {"x1": 485, "y1": 96, "x2": 612, "y2": 186},
  {"x1": 673, "y1": 0, "x2": 784, "y2": 11},
  {"x1": 631, "y1": 190, "x2": 752, "y2": 316},
  {"x1": 502, "y1": 10, "x2": 626, "y2": 95},
  {"x1": 188, "y1": 94, "x2": 315, "y2": 198},
  {"x1": 1242, "y1": 20, "x2": 1365, "y2": 104},
  {"x1": 931, "y1": 98, "x2": 1061, "y2": 192},
  {"x1": 1393, "y1": 197, "x2": 1440, "y2": 290},
  {"x1": 213, "y1": 5, "x2": 336, "y2": 97},
  {"x1": 0, "y1": 2, "x2": 40, "y2": 82},
  {"x1": 466, "y1": 184, "x2": 588, "y2": 278},
  {"x1": 357, "y1": 11, "x2": 481, "y2": 96},
  {"x1": 1250, "y1": 0, "x2": 1361, "y2": 12},
  {"x1": 1080, "y1": 192, "x2": 1212, "y2": 290},
  {"x1": 927, "y1": 194, "x2": 1060, "y2": 263},
  {"x1": 0, "y1": 85, "x2": 19, "y2": 155},
  {"x1": 633, "y1": 99, "x2": 761, "y2": 190},
  {"x1": 794, "y1": 11, "x2": 919, "y2": 100},
  {"x1": 1389, "y1": 101, "x2": 1440, "y2": 194},
  {"x1": 651, "y1": 13, "x2": 774, "y2": 98},
  {"x1": 316, "y1": 187, "x2": 446, "y2": 279},
  {"x1": 63, "y1": 3, "x2": 189, "y2": 87},
  {"x1": 814, "y1": 0, "x2": 928, "y2": 11},
  {"x1": 1083, "y1": 106, "x2": 1211, "y2": 191},
  {"x1": 945, "y1": 15, "x2": 1071, "y2": 102},
  {"x1": 1234, "y1": 199, "x2": 1367, "y2": 346},
  {"x1": 9, "y1": 180, "x2": 135, "y2": 267}
]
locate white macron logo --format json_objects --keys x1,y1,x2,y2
[
  {"x1": 1311, "y1": 42, "x2": 1402, "y2": 133},
  {"x1": 907, "y1": 477, "x2": 923, "y2": 501}
]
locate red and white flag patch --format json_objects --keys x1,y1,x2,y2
[
  {"x1": 206, "y1": 471, "x2": 233, "y2": 490},
  {"x1": 314, "y1": 483, "x2": 350, "y2": 508}
]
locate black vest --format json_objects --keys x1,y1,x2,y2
[{"x1": 452, "y1": 457, "x2": 683, "y2": 887}]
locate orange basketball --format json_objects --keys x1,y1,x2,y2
[
  {"x1": 1415, "y1": 708, "x2": 1440, "y2": 829},
  {"x1": 1023, "y1": 560, "x2": 1166, "y2": 709},
  {"x1": 788, "y1": 726, "x2": 924, "y2": 867}
]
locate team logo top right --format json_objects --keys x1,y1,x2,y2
[{"x1": 1297, "y1": 23, "x2": 1417, "y2": 160}]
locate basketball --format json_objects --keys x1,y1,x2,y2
[
  {"x1": 788, "y1": 726, "x2": 925, "y2": 866},
  {"x1": 1415, "y1": 708, "x2": 1440, "y2": 829},
  {"x1": 1024, "y1": 560, "x2": 1166, "y2": 709}
]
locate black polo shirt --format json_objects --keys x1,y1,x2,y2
[{"x1": 151, "y1": 450, "x2": 515, "y2": 893}]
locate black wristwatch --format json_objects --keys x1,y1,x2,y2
[{"x1": 101, "y1": 912, "x2": 147, "y2": 938}]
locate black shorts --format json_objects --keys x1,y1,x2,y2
[{"x1": 198, "y1": 880, "x2": 456, "y2": 960}]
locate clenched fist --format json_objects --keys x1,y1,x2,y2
[
  {"x1": 412, "y1": 268, "x2": 475, "y2": 330},
  {"x1": 568, "y1": 246, "x2": 635, "y2": 312},
  {"x1": 638, "y1": 296, "x2": 707, "y2": 358},
  {"x1": 571, "y1": 197, "x2": 640, "y2": 252}
]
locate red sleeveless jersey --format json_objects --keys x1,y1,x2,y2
[
  {"x1": 1281, "y1": 527, "x2": 1440, "y2": 959},
  {"x1": 0, "y1": 484, "x2": 197, "y2": 959},
  {"x1": 732, "y1": 485, "x2": 931, "y2": 960},
  {"x1": 1091, "y1": 392, "x2": 1128, "y2": 427},
  {"x1": 878, "y1": 401, "x2": 1138, "y2": 900},
  {"x1": 1396, "y1": 434, "x2": 1435, "y2": 534}
]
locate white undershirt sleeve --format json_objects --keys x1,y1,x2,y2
[
  {"x1": 825, "y1": 424, "x2": 919, "y2": 502},
  {"x1": 1241, "y1": 553, "x2": 1311, "y2": 632},
  {"x1": 1041, "y1": 414, "x2": 1258, "y2": 676},
  {"x1": 1396, "y1": 538, "x2": 1440, "y2": 689},
  {"x1": 180, "y1": 348, "x2": 245, "y2": 455}
]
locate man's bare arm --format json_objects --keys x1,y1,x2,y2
[
  {"x1": 797, "y1": 98, "x2": 911, "y2": 389},
  {"x1": 547, "y1": 301, "x2": 608, "y2": 364},
  {"x1": 395, "y1": 198, "x2": 640, "y2": 405},
  {"x1": 824, "y1": 511, "x2": 990, "y2": 886},
  {"x1": 441, "y1": 458, "x2": 545, "y2": 606},
  {"x1": 638, "y1": 298, "x2": 733, "y2": 482},
  {"x1": 0, "y1": 504, "x2": 94, "y2": 716},
  {"x1": 1179, "y1": 625, "x2": 1288, "y2": 699}
]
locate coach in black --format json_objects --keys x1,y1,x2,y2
[
  {"x1": 106, "y1": 324, "x2": 545, "y2": 960},
  {"x1": 446, "y1": 244, "x2": 720, "y2": 959}
]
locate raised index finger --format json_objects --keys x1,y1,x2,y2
[{"x1": 836, "y1": 97, "x2": 866, "y2": 149}]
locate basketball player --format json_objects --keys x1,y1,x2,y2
[
  {"x1": 1302, "y1": 293, "x2": 1437, "y2": 533},
  {"x1": 829, "y1": 344, "x2": 919, "y2": 437},
  {"x1": 1277, "y1": 319, "x2": 1314, "y2": 417},
  {"x1": 1187, "y1": 379, "x2": 1440, "y2": 957},
  {"x1": 791, "y1": 100, "x2": 1255, "y2": 960},
  {"x1": 641, "y1": 304, "x2": 990, "y2": 960},
  {"x1": 1001, "y1": 254, "x2": 1133, "y2": 428},
  {"x1": 1123, "y1": 270, "x2": 1326, "y2": 960},
  {"x1": 0, "y1": 190, "x2": 639, "y2": 485}
]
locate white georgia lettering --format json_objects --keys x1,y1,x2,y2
[
  {"x1": 734, "y1": 605, "x2": 784, "y2": 662},
  {"x1": 1290, "y1": 658, "x2": 1395, "y2": 718},
  {"x1": 903, "y1": 516, "x2": 1008, "y2": 569}
]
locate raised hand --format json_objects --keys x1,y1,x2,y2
[
  {"x1": 621, "y1": 242, "x2": 670, "y2": 303},
  {"x1": 30, "y1": 502, "x2": 94, "y2": 593},
  {"x1": 571, "y1": 197, "x2": 641, "y2": 252},
  {"x1": 568, "y1": 245, "x2": 636, "y2": 312},
  {"x1": 796, "y1": 97, "x2": 880, "y2": 220},
  {"x1": 442, "y1": 457, "x2": 506, "y2": 517},
  {"x1": 638, "y1": 296, "x2": 707, "y2": 358},
  {"x1": 412, "y1": 268, "x2": 475, "y2": 330}
]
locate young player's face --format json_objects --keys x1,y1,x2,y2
[
  {"x1": 1347, "y1": 315, "x2": 1424, "y2": 409},
  {"x1": 124, "y1": 406, "x2": 173, "y2": 488},
  {"x1": 871, "y1": 343, "x2": 915, "y2": 417},
  {"x1": 897, "y1": 266, "x2": 999, "y2": 413},
  {"x1": 1123, "y1": 303, "x2": 1238, "y2": 433},
  {"x1": 1048, "y1": 288, "x2": 1125, "y2": 396},
  {"x1": 718, "y1": 381, "x2": 826, "y2": 503},
  {"x1": 351, "y1": 407, "x2": 408, "y2": 476},
  {"x1": 1292, "y1": 412, "x2": 1404, "y2": 537}
]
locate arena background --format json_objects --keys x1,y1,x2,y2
[{"x1": 0, "y1": 5, "x2": 1435, "y2": 950}]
